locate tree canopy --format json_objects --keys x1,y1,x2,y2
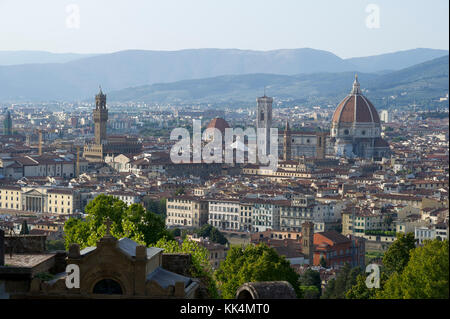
[
  {"x1": 321, "y1": 263, "x2": 362, "y2": 299},
  {"x1": 20, "y1": 220, "x2": 29, "y2": 235},
  {"x1": 299, "y1": 268, "x2": 322, "y2": 299},
  {"x1": 196, "y1": 224, "x2": 228, "y2": 245},
  {"x1": 377, "y1": 239, "x2": 449, "y2": 299},
  {"x1": 382, "y1": 232, "x2": 416, "y2": 275},
  {"x1": 64, "y1": 194, "x2": 172, "y2": 249},
  {"x1": 154, "y1": 238, "x2": 218, "y2": 298},
  {"x1": 215, "y1": 244, "x2": 301, "y2": 299}
]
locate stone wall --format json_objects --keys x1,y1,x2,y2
[
  {"x1": 161, "y1": 253, "x2": 192, "y2": 276},
  {"x1": 4, "y1": 235, "x2": 47, "y2": 254}
]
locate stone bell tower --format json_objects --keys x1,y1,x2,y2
[
  {"x1": 302, "y1": 221, "x2": 315, "y2": 265},
  {"x1": 93, "y1": 87, "x2": 108, "y2": 145},
  {"x1": 256, "y1": 93, "x2": 273, "y2": 159}
]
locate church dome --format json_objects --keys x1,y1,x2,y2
[
  {"x1": 206, "y1": 117, "x2": 230, "y2": 134},
  {"x1": 332, "y1": 75, "x2": 380, "y2": 125}
]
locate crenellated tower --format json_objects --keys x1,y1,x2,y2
[{"x1": 93, "y1": 87, "x2": 108, "y2": 145}]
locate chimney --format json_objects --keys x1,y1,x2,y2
[{"x1": 0, "y1": 229, "x2": 4, "y2": 266}]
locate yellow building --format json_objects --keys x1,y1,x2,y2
[
  {"x1": 0, "y1": 185, "x2": 22, "y2": 211},
  {"x1": 47, "y1": 189, "x2": 80, "y2": 215},
  {"x1": 166, "y1": 196, "x2": 209, "y2": 228}
]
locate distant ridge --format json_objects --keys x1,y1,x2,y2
[
  {"x1": 108, "y1": 55, "x2": 449, "y2": 106},
  {"x1": 0, "y1": 51, "x2": 97, "y2": 66},
  {"x1": 346, "y1": 48, "x2": 448, "y2": 73},
  {"x1": 0, "y1": 48, "x2": 447, "y2": 101}
]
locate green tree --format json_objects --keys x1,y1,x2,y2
[
  {"x1": 155, "y1": 238, "x2": 218, "y2": 298},
  {"x1": 64, "y1": 195, "x2": 172, "y2": 250},
  {"x1": 215, "y1": 244, "x2": 301, "y2": 299},
  {"x1": 299, "y1": 269, "x2": 322, "y2": 296},
  {"x1": 321, "y1": 263, "x2": 362, "y2": 299},
  {"x1": 196, "y1": 224, "x2": 228, "y2": 245},
  {"x1": 300, "y1": 285, "x2": 320, "y2": 299},
  {"x1": 142, "y1": 197, "x2": 167, "y2": 217},
  {"x1": 382, "y1": 232, "x2": 416, "y2": 275},
  {"x1": 319, "y1": 256, "x2": 327, "y2": 268},
  {"x1": 20, "y1": 220, "x2": 29, "y2": 235},
  {"x1": 346, "y1": 270, "x2": 389, "y2": 299},
  {"x1": 171, "y1": 228, "x2": 181, "y2": 237},
  {"x1": 46, "y1": 239, "x2": 66, "y2": 251},
  {"x1": 346, "y1": 274, "x2": 377, "y2": 299},
  {"x1": 174, "y1": 187, "x2": 185, "y2": 196},
  {"x1": 377, "y1": 239, "x2": 449, "y2": 299}
]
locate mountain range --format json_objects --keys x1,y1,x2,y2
[
  {"x1": 108, "y1": 55, "x2": 449, "y2": 106},
  {"x1": 0, "y1": 48, "x2": 447, "y2": 102}
]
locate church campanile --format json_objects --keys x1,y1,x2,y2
[
  {"x1": 93, "y1": 87, "x2": 108, "y2": 145},
  {"x1": 256, "y1": 94, "x2": 273, "y2": 158}
]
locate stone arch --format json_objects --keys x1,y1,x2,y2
[
  {"x1": 83, "y1": 271, "x2": 130, "y2": 296},
  {"x1": 93, "y1": 278, "x2": 123, "y2": 295},
  {"x1": 235, "y1": 281, "x2": 297, "y2": 299}
]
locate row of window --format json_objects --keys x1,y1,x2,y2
[
  {"x1": 210, "y1": 205, "x2": 239, "y2": 213},
  {"x1": 0, "y1": 190, "x2": 20, "y2": 195},
  {"x1": 0, "y1": 196, "x2": 19, "y2": 201},
  {"x1": 0, "y1": 203, "x2": 19, "y2": 209}
]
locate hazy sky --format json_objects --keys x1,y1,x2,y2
[{"x1": 0, "y1": 0, "x2": 448, "y2": 58}]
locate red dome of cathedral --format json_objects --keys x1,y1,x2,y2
[
  {"x1": 206, "y1": 117, "x2": 230, "y2": 134},
  {"x1": 332, "y1": 75, "x2": 380, "y2": 124}
]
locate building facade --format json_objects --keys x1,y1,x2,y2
[
  {"x1": 166, "y1": 196, "x2": 209, "y2": 228},
  {"x1": 208, "y1": 199, "x2": 240, "y2": 231}
]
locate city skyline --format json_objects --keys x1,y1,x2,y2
[{"x1": 0, "y1": 0, "x2": 448, "y2": 303}]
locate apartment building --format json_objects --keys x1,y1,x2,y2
[
  {"x1": 0, "y1": 185, "x2": 22, "y2": 211},
  {"x1": 342, "y1": 210, "x2": 394, "y2": 236},
  {"x1": 251, "y1": 199, "x2": 282, "y2": 232},
  {"x1": 166, "y1": 196, "x2": 209, "y2": 228},
  {"x1": 46, "y1": 189, "x2": 80, "y2": 215},
  {"x1": 208, "y1": 199, "x2": 240, "y2": 231}
]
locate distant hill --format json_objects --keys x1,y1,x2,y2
[
  {"x1": 0, "y1": 48, "x2": 355, "y2": 101},
  {"x1": 0, "y1": 51, "x2": 97, "y2": 66},
  {"x1": 109, "y1": 55, "x2": 449, "y2": 106},
  {"x1": 108, "y1": 72, "x2": 377, "y2": 104},
  {"x1": 346, "y1": 48, "x2": 448, "y2": 73},
  {"x1": 0, "y1": 48, "x2": 447, "y2": 102}
]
